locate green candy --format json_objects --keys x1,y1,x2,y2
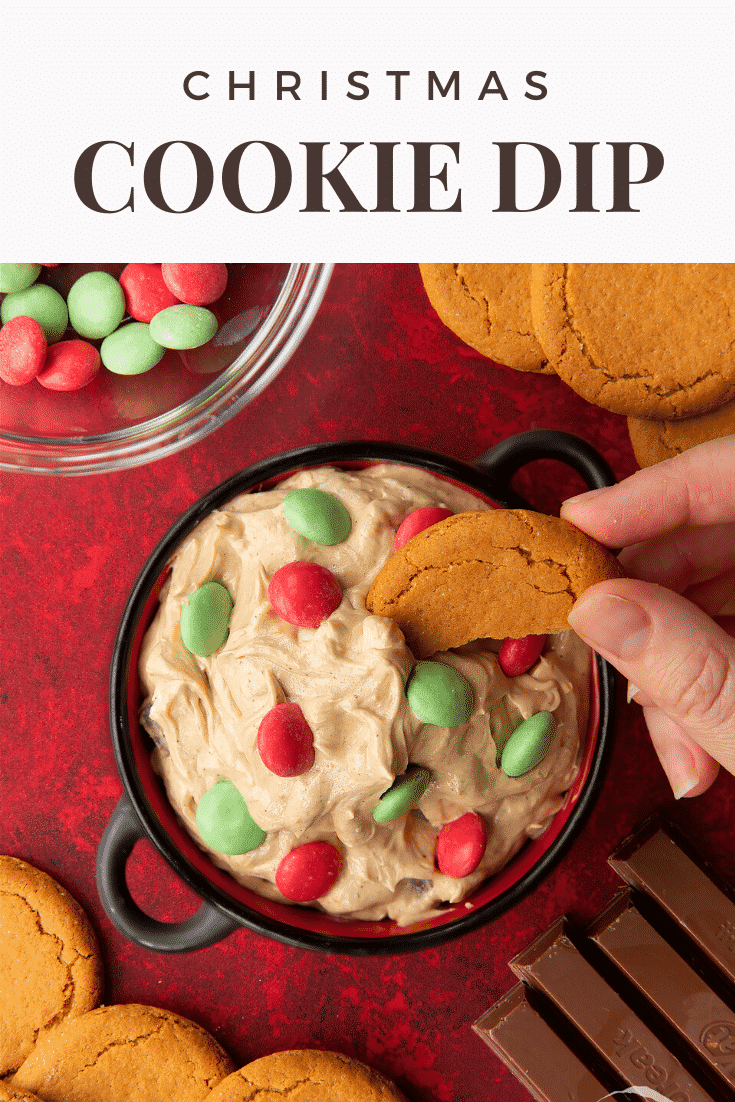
[
  {"x1": 1, "y1": 284, "x2": 68, "y2": 343},
  {"x1": 196, "y1": 779, "x2": 266, "y2": 855},
  {"x1": 283, "y1": 488, "x2": 352, "y2": 545},
  {"x1": 149, "y1": 304, "x2": 218, "y2": 349},
  {"x1": 501, "y1": 710, "x2": 557, "y2": 777},
  {"x1": 67, "y1": 271, "x2": 125, "y2": 339},
  {"x1": 180, "y1": 581, "x2": 233, "y2": 657},
  {"x1": 372, "y1": 765, "x2": 432, "y2": 823},
  {"x1": 0, "y1": 263, "x2": 41, "y2": 293},
  {"x1": 406, "y1": 661, "x2": 474, "y2": 727},
  {"x1": 101, "y1": 322, "x2": 165, "y2": 375}
]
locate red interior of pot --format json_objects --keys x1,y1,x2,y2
[{"x1": 125, "y1": 460, "x2": 601, "y2": 942}]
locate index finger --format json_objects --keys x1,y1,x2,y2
[{"x1": 560, "y1": 435, "x2": 735, "y2": 547}]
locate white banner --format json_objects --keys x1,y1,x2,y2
[{"x1": 1, "y1": 4, "x2": 733, "y2": 260}]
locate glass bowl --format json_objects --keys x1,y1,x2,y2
[
  {"x1": 98, "y1": 434, "x2": 617, "y2": 955},
  {"x1": 0, "y1": 263, "x2": 332, "y2": 475}
]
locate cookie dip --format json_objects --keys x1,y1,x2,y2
[{"x1": 139, "y1": 464, "x2": 591, "y2": 924}]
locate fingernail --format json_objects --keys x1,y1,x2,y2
[
  {"x1": 560, "y1": 487, "x2": 607, "y2": 510},
  {"x1": 659, "y1": 742, "x2": 700, "y2": 800},
  {"x1": 568, "y1": 593, "x2": 652, "y2": 660},
  {"x1": 626, "y1": 681, "x2": 656, "y2": 707}
]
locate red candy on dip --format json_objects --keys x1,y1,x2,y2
[
  {"x1": 275, "y1": 841, "x2": 342, "y2": 902},
  {"x1": 161, "y1": 263, "x2": 228, "y2": 306},
  {"x1": 436, "y1": 811, "x2": 487, "y2": 878},
  {"x1": 36, "y1": 340, "x2": 101, "y2": 391},
  {"x1": 394, "y1": 506, "x2": 453, "y2": 550},
  {"x1": 498, "y1": 634, "x2": 547, "y2": 677},
  {"x1": 268, "y1": 561, "x2": 342, "y2": 628},
  {"x1": 119, "y1": 263, "x2": 180, "y2": 322},
  {"x1": 257, "y1": 702, "x2": 315, "y2": 777},
  {"x1": 0, "y1": 316, "x2": 47, "y2": 385}
]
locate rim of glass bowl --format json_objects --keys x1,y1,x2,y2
[{"x1": 0, "y1": 263, "x2": 333, "y2": 476}]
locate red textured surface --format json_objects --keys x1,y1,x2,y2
[{"x1": 2, "y1": 263, "x2": 734, "y2": 1102}]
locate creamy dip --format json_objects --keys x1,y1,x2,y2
[{"x1": 139, "y1": 465, "x2": 590, "y2": 924}]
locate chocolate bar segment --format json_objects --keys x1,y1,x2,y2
[
  {"x1": 610, "y1": 817, "x2": 735, "y2": 986},
  {"x1": 511, "y1": 917, "x2": 715, "y2": 1102},
  {"x1": 473, "y1": 983, "x2": 614, "y2": 1102},
  {"x1": 589, "y1": 890, "x2": 735, "y2": 1096}
]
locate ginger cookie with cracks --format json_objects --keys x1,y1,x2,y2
[
  {"x1": 10, "y1": 1004, "x2": 235, "y2": 1102},
  {"x1": 0, "y1": 855, "x2": 103, "y2": 1078},
  {"x1": 366, "y1": 508, "x2": 623, "y2": 659},
  {"x1": 419, "y1": 263, "x2": 552, "y2": 372},
  {"x1": 530, "y1": 264, "x2": 735, "y2": 420},
  {"x1": 628, "y1": 408, "x2": 735, "y2": 467},
  {"x1": 207, "y1": 1049, "x2": 409, "y2": 1102}
]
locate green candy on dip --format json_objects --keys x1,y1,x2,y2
[
  {"x1": 373, "y1": 766, "x2": 433, "y2": 823},
  {"x1": 180, "y1": 581, "x2": 233, "y2": 657},
  {"x1": 501, "y1": 710, "x2": 556, "y2": 777},
  {"x1": 196, "y1": 779, "x2": 266, "y2": 855},
  {"x1": 406, "y1": 660, "x2": 474, "y2": 727},
  {"x1": 283, "y1": 488, "x2": 352, "y2": 546}
]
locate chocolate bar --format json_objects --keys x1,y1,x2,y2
[
  {"x1": 475, "y1": 816, "x2": 735, "y2": 1101},
  {"x1": 610, "y1": 816, "x2": 735, "y2": 986},
  {"x1": 588, "y1": 890, "x2": 735, "y2": 1095},
  {"x1": 472, "y1": 983, "x2": 615, "y2": 1102},
  {"x1": 511, "y1": 916, "x2": 715, "y2": 1102}
]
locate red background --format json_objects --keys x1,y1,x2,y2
[{"x1": 2, "y1": 263, "x2": 734, "y2": 1101}]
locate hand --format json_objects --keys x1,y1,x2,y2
[{"x1": 560, "y1": 436, "x2": 735, "y2": 800}]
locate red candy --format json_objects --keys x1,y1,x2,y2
[
  {"x1": 436, "y1": 812, "x2": 487, "y2": 878},
  {"x1": 119, "y1": 263, "x2": 180, "y2": 322},
  {"x1": 257, "y1": 702, "x2": 315, "y2": 777},
  {"x1": 36, "y1": 340, "x2": 101, "y2": 391},
  {"x1": 268, "y1": 561, "x2": 342, "y2": 628},
  {"x1": 394, "y1": 507, "x2": 453, "y2": 550},
  {"x1": 498, "y1": 634, "x2": 547, "y2": 677},
  {"x1": 275, "y1": 841, "x2": 342, "y2": 902},
  {"x1": 161, "y1": 263, "x2": 228, "y2": 306},
  {"x1": 0, "y1": 316, "x2": 47, "y2": 385}
]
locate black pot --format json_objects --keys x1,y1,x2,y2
[{"x1": 99, "y1": 430, "x2": 617, "y2": 955}]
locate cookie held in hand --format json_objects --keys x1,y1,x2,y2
[{"x1": 366, "y1": 509, "x2": 623, "y2": 658}]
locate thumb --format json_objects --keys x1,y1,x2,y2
[{"x1": 568, "y1": 578, "x2": 735, "y2": 781}]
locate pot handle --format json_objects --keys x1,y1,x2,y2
[
  {"x1": 475, "y1": 429, "x2": 616, "y2": 507},
  {"x1": 96, "y1": 795, "x2": 239, "y2": 953}
]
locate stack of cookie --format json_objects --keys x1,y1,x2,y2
[
  {"x1": 0, "y1": 855, "x2": 407, "y2": 1102},
  {"x1": 0, "y1": 854, "x2": 236, "y2": 1102},
  {"x1": 419, "y1": 263, "x2": 735, "y2": 467}
]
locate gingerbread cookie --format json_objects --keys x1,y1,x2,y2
[
  {"x1": 207, "y1": 1050, "x2": 408, "y2": 1102},
  {"x1": 366, "y1": 509, "x2": 623, "y2": 658},
  {"x1": 0, "y1": 1084, "x2": 44, "y2": 1102},
  {"x1": 628, "y1": 406, "x2": 735, "y2": 467},
  {"x1": 0, "y1": 855, "x2": 103, "y2": 1077},
  {"x1": 530, "y1": 264, "x2": 735, "y2": 419},
  {"x1": 419, "y1": 263, "x2": 552, "y2": 372},
  {"x1": 11, "y1": 1003, "x2": 234, "y2": 1102}
]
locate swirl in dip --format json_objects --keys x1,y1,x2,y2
[{"x1": 139, "y1": 465, "x2": 590, "y2": 925}]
